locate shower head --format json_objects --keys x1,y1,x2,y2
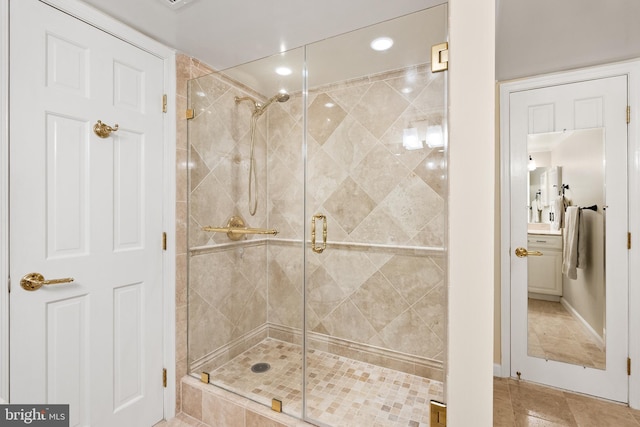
[
  {"x1": 235, "y1": 92, "x2": 290, "y2": 117},
  {"x1": 255, "y1": 92, "x2": 290, "y2": 115},
  {"x1": 272, "y1": 93, "x2": 290, "y2": 103}
]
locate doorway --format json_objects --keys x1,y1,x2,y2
[
  {"x1": 500, "y1": 61, "x2": 640, "y2": 404},
  {"x1": 3, "y1": 0, "x2": 176, "y2": 422}
]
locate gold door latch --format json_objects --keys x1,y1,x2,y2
[
  {"x1": 515, "y1": 247, "x2": 543, "y2": 258},
  {"x1": 311, "y1": 214, "x2": 327, "y2": 253},
  {"x1": 20, "y1": 272, "x2": 74, "y2": 291},
  {"x1": 93, "y1": 120, "x2": 119, "y2": 138}
]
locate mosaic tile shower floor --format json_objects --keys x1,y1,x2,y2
[{"x1": 206, "y1": 338, "x2": 443, "y2": 426}]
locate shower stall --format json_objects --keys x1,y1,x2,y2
[{"x1": 186, "y1": 5, "x2": 448, "y2": 425}]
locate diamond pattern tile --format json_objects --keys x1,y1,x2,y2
[
  {"x1": 350, "y1": 81, "x2": 410, "y2": 138},
  {"x1": 323, "y1": 177, "x2": 375, "y2": 234},
  {"x1": 307, "y1": 93, "x2": 347, "y2": 145}
]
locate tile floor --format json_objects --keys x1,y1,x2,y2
[
  {"x1": 158, "y1": 334, "x2": 639, "y2": 427},
  {"x1": 494, "y1": 377, "x2": 640, "y2": 426},
  {"x1": 207, "y1": 338, "x2": 442, "y2": 426},
  {"x1": 160, "y1": 378, "x2": 640, "y2": 426},
  {"x1": 528, "y1": 299, "x2": 605, "y2": 369},
  {"x1": 157, "y1": 377, "x2": 640, "y2": 426}
]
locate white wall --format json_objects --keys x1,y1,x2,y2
[
  {"x1": 447, "y1": 0, "x2": 495, "y2": 425},
  {"x1": 496, "y1": 0, "x2": 640, "y2": 80},
  {"x1": 553, "y1": 129, "x2": 606, "y2": 339}
]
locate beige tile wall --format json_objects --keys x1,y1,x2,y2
[{"x1": 267, "y1": 66, "x2": 446, "y2": 364}]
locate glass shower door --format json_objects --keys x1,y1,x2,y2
[
  {"x1": 185, "y1": 6, "x2": 449, "y2": 425},
  {"x1": 186, "y1": 47, "x2": 306, "y2": 420},
  {"x1": 303, "y1": 6, "x2": 449, "y2": 426}
]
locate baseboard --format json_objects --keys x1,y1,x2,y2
[
  {"x1": 269, "y1": 323, "x2": 444, "y2": 381},
  {"x1": 190, "y1": 322, "x2": 444, "y2": 381},
  {"x1": 190, "y1": 324, "x2": 269, "y2": 373},
  {"x1": 494, "y1": 363, "x2": 504, "y2": 377},
  {"x1": 560, "y1": 297, "x2": 605, "y2": 350}
]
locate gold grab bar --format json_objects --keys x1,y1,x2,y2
[
  {"x1": 202, "y1": 216, "x2": 278, "y2": 241},
  {"x1": 20, "y1": 272, "x2": 75, "y2": 291},
  {"x1": 311, "y1": 213, "x2": 327, "y2": 253}
]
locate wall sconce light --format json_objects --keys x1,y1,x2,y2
[
  {"x1": 403, "y1": 128, "x2": 423, "y2": 150},
  {"x1": 425, "y1": 125, "x2": 444, "y2": 148},
  {"x1": 528, "y1": 155, "x2": 536, "y2": 171}
]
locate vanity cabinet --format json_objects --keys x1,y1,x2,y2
[{"x1": 527, "y1": 233, "x2": 562, "y2": 296}]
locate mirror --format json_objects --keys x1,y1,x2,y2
[{"x1": 526, "y1": 128, "x2": 606, "y2": 369}]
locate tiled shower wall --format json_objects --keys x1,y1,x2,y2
[
  {"x1": 186, "y1": 68, "x2": 272, "y2": 370},
  {"x1": 177, "y1": 53, "x2": 447, "y2": 410},
  {"x1": 266, "y1": 66, "x2": 446, "y2": 378}
]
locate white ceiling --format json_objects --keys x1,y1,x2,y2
[
  {"x1": 80, "y1": 0, "x2": 640, "y2": 83},
  {"x1": 80, "y1": 0, "x2": 445, "y2": 71}
]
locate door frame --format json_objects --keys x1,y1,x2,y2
[
  {"x1": 499, "y1": 60, "x2": 640, "y2": 408},
  {"x1": 0, "y1": 0, "x2": 177, "y2": 419}
]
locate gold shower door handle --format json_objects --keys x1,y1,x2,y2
[
  {"x1": 311, "y1": 214, "x2": 327, "y2": 253},
  {"x1": 515, "y1": 247, "x2": 543, "y2": 258},
  {"x1": 20, "y1": 272, "x2": 75, "y2": 291}
]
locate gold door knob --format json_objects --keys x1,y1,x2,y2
[
  {"x1": 515, "y1": 247, "x2": 543, "y2": 258},
  {"x1": 93, "y1": 120, "x2": 119, "y2": 138},
  {"x1": 20, "y1": 272, "x2": 74, "y2": 291}
]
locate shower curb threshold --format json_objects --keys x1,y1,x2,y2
[{"x1": 181, "y1": 376, "x2": 317, "y2": 427}]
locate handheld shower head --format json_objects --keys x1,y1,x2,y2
[
  {"x1": 256, "y1": 92, "x2": 290, "y2": 115},
  {"x1": 235, "y1": 92, "x2": 290, "y2": 117},
  {"x1": 273, "y1": 93, "x2": 290, "y2": 103}
]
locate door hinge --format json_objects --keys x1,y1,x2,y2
[
  {"x1": 430, "y1": 401, "x2": 447, "y2": 426},
  {"x1": 162, "y1": 94, "x2": 168, "y2": 113},
  {"x1": 431, "y1": 42, "x2": 449, "y2": 73},
  {"x1": 628, "y1": 358, "x2": 632, "y2": 376},
  {"x1": 627, "y1": 106, "x2": 631, "y2": 124},
  {"x1": 162, "y1": 232, "x2": 167, "y2": 251},
  {"x1": 163, "y1": 368, "x2": 167, "y2": 387},
  {"x1": 628, "y1": 232, "x2": 632, "y2": 250},
  {"x1": 186, "y1": 109, "x2": 195, "y2": 120},
  {"x1": 7, "y1": 276, "x2": 10, "y2": 294}
]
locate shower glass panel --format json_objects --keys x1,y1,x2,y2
[
  {"x1": 186, "y1": 46, "x2": 305, "y2": 420},
  {"x1": 303, "y1": 6, "x2": 447, "y2": 426},
  {"x1": 186, "y1": 5, "x2": 447, "y2": 426}
]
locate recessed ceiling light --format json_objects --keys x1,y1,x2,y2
[
  {"x1": 275, "y1": 67, "x2": 292, "y2": 76},
  {"x1": 370, "y1": 37, "x2": 394, "y2": 51}
]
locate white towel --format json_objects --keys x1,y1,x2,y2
[
  {"x1": 551, "y1": 196, "x2": 564, "y2": 230},
  {"x1": 562, "y1": 206, "x2": 580, "y2": 280},
  {"x1": 577, "y1": 210, "x2": 587, "y2": 269}
]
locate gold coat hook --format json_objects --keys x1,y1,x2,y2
[{"x1": 93, "y1": 120, "x2": 119, "y2": 138}]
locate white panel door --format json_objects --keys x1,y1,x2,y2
[
  {"x1": 9, "y1": 1, "x2": 165, "y2": 425},
  {"x1": 509, "y1": 76, "x2": 628, "y2": 402}
]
